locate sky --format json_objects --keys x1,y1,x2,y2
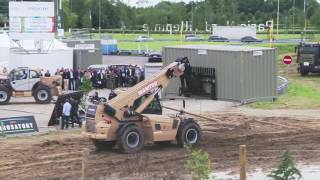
[
  {"x1": 123, "y1": 0, "x2": 202, "y2": 7},
  {"x1": 124, "y1": 0, "x2": 320, "y2": 7}
]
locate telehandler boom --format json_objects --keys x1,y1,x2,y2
[{"x1": 82, "y1": 57, "x2": 202, "y2": 153}]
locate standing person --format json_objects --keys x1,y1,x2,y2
[
  {"x1": 44, "y1": 70, "x2": 51, "y2": 77},
  {"x1": 63, "y1": 69, "x2": 70, "y2": 91},
  {"x1": 55, "y1": 68, "x2": 60, "y2": 75},
  {"x1": 2, "y1": 67, "x2": 8, "y2": 74},
  {"x1": 73, "y1": 68, "x2": 80, "y2": 90},
  {"x1": 59, "y1": 68, "x2": 65, "y2": 90},
  {"x1": 140, "y1": 67, "x2": 145, "y2": 81},
  {"x1": 135, "y1": 66, "x2": 141, "y2": 83},
  {"x1": 120, "y1": 67, "x2": 127, "y2": 87},
  {"x1": 62, "y1": 99, "x2": 72, "y2": 129},
  {"x1": 80, "y1": 69, "x2": 85, "y2": 86},
  {"x1": 69, "y1": 69, "x2": 74, "y2": 90},
  {"x1": 70, "y1": 97, "x2": 80, "y2": 127}
]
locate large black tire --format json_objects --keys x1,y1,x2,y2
[
  {"x1": 34, "y1": 85, "x2": 52, "y2": 104},
  {"x1": 117, "y1": 125, "x2": 144, "y2": 153},
  {"x1": 177, "y1": 121, "x2": 201, "y2": 148},
  {"x1": 300, "y1": 70, "x2": 309, "y2": 76},
  {"x1": 0, "y1": 86, "x2": 11, "y2": 105},
  {"x1": 93, "y1": 140, "x2": 116, "y2": 151}
]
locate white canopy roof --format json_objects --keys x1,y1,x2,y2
[
  {"x1": 0, "y1": 32, "x2": 10, "y2": 48},
  {"x1": 0, "y1": 32, "x2": 71, "y2": 50}
]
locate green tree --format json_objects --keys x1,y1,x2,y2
[
  {"x1": 80, "y1": 76, "x2": 93, "y2": 94},
  {"x1": 80, "y1": 76, "x2": 93, "y2": 110},
  {"x1": 187, "y1": 149, "x2": 212, "y2": 180},
  {"x1": 81, "y1": 10, "x2": 92, "y2": 28},
  {"x1": 62, "y1": 0, "x2": 78, "y2": 29},
  {"x1": 268, "y1": 150, "x2": 302, "y2": 180}
]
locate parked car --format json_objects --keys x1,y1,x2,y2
[
  {"x1": 208, "y1": 35, "x2": 229, "y2": 42},
  {"x1": 148, "y1": 52, "x2": 162, "y2": 62},
  {"x1": 185, "y1": 34, "x2": 202, "y2": 41},
  {"x1": 88, "y1": 64, "x2": 109, "y2": 71},
  {"x1": 118, "y1": 50, "x2": 132, "y2": 56},
  {"x1": 240, "y1": 36, "x2": 262, "y2": 43},
  {"x1": 135, "y1": 35, "x2": 153, "y2": 42}
]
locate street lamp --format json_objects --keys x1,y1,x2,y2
[
  {"x1": 264, "y1": 0, "x2": 279, "y2": 39},
  {"x1": 304, "y1": 0, "x2": 307, "y2": 32},
  {"x1": 99, "y1": 0, "x2": 102, "y2": 38}
]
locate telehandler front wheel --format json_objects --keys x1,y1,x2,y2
[
  {"x1": 34, "y1": 85, "x2": 52, "y2": 104},
  {"x1": 117, "y1": 125, "x2": 144, "y2": 153},
  {"x1": 0, "y1": 86, "x2": 11, "y2": 105},
  {"x1": 177, "y1": 121, "x2": 201, "y2": 147}
]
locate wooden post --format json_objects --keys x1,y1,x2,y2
[
  {"x1": 81, "y1": 148, "x2": 90, "y2": 180},
  {"x1": 240, "y1": 145, "x2": 247, "y2": 180}
]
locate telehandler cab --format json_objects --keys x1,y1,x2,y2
[
  {"x1": 82, "y1": 57, "x2": 202, "y2": 153},
  {"x1": 0, "y1": 67, "x2": 62, "y2": 105}
]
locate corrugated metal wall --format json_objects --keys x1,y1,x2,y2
[{"x1": 162, "y1": 45, "x2": 277, "y2": 102}]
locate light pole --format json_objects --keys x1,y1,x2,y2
[
  {"x1": 304, "y1": 0, "x2": 307, "y2": 32},
  {"x1": 99, "y1": 0, "x2": 101, "y2": 38},
  {"x1": 264, "y1": 0, "x2": 279, "y2": 39},
  {"x1": 276, "y1": 0, "x2": 279, "y2": 39}
]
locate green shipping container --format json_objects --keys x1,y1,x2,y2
[{"x1": 162, "y1": 45, "x2": 277, "y2": 103}]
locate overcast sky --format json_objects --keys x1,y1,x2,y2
[
  {"x1": 124, "y1": 0, "x2": 202, "y2": 7},
  {"x1": 125, "y1": 0, "x2": 319, "y2": 7}
]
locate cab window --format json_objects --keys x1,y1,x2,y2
[
  {"x1": 133, "y1": 95, "x2": 162, "y2": 115},
  {"x1": 29, "y1": 70, "x2": 40, "y2": 79},
  {"x1": 11, "y1": 70, "x2": 28, "y2": 81}
]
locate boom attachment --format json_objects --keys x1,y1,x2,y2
[{"x1": 104, "y1": 57, "x2": 192, "y2": 121}]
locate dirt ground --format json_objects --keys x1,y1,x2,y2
[{"x1": 1, "y1": 112, "x2": 320, "y2": 180}]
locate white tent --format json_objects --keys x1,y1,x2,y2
[
  {"x1": 0, "y1": 32, "x2": 10, "y2": 70},
  {"x1": 8, "y1": 38, "x2": 73, "y2": 75}
]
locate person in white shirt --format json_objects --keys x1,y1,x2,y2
[{"x1": 62, "y1": 99, "x2": 72, "y2": 129}]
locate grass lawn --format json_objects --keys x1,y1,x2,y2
[
  {"x1": 250, "y1": 81, "x2": 320, "y2": 109},
  {"x1": 248, "y1": 43, "x2": 320, "y2": 109},
  {"x1": 117, "y1": 41, "x2": 238, "y2": 51}
]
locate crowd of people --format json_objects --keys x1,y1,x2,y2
[
  {"x1": 47, "y1": 64, "x2": 145, "y2": 91},
  {"x1": 86, "y1": 64, "x2": 145, "y2": 89},
  {"x1": 1, "y1": 64, "x2": 145, "y2": 91}
]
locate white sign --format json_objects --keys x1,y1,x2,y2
[
  {"x1": 198, "y1": 50, "x2": 207, "y2": 55},
  {"x1": 253, "y1": 51, "x2": 263, "y2": 56},
  {"x1": 9, "y1": 2, "x2": 54, "y2": 17},
  {"x1": 142, "y1": 20, "x2": 273, "y2": 34},
  {"x1": 24, "y1": 17, "x2": 54, "y2": 32},
  {"x1": 75, "y1": 44, "x2": 95, "y2": 50},
  {"x1": 213, "y1": 26, "x2": 257, "y2": 39},
  {"x1": 9, "y1": 2, "x2": 55, "y2": 40},
  {"x1": 57, "y1": 29, "x2": 65, "y2": 37},
  {"x1": 9, "y1": 17, "x2": 22, "y2": 32}
]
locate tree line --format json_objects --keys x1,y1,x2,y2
[
  {"x1": 62, "y1": 0, "x2": 320, "y2": 32},
  {"x1": 1, "y1": 0, "x2": 320, "y2": 32}
]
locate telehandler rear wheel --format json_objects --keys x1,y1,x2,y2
[
  {"x1": 177, "y1": 121, "x2": 201, "y2": 147},
  {"x1": 117, "y1": 125, "x2": 144, "y2": 153},
  {"x1": 34, "y1": 85, "x2": 52, "y2": 104},
  {"x1": 93, "y1": 140, "x2": 116, "y2": 151},
  {"x1": 0, "y1": 86, "x2": 11, "y2": 105}
]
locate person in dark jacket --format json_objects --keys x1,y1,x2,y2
[
  {"x1": 63, "y1": 69, "x2": 70, "y2": 91},
  {"x1": 70, "y1": 97, "x2": 80, "y2": 127},
  {"x1": 44, "y1": 70, "x2": 51, "y2": 77},
  {"x1": 73, "y1": 68, "x2": 80, "y2": 90}
]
